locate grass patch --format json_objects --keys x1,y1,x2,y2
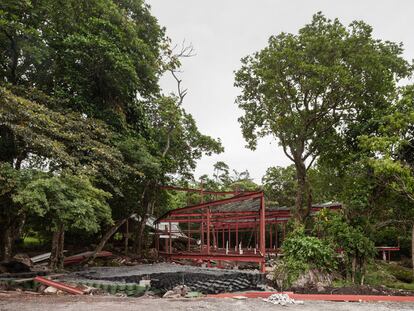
[
  {"x1": 364, "y1": 261, "x2": 414, "y2": 291},
  {"x1": 22, "y1": 236, "x2": 42, "y2": 247}
]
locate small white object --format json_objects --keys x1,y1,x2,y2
[{"x1": 139, "y1": 280, "x2": 151, "y2": 287}]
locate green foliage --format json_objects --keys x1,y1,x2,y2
[
  {"x1": 365, "y1": 261, "x2": 414, "y2": 290},
  {"x1": 262, "y1": 165, "x2": 296, "y2": 207},
  {"x1": 235, "y1": 12, "x2": 412, "y2": 220},
  {"x1": 273, "y1": 226, "x2": 336, "y2": 289},
  {"x1": 272, "y1": 257, "x2": 310, "y2": 290},
  {"x1": 314, "y1": 209, "x2": 376, "y2": 282},
  {"x1": 283, "y1": 226, "x2": 337, "y2": 271},
  {"x1": 14, "y1": 172, "x2": 112, "y2": 233}
]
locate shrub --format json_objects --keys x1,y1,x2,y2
[{"x1": 272, "y1": 226, "x2": 337, "y2": 289}]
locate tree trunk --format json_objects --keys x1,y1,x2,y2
[
  {"x1": 294, "y1": 158, "x2": 311, "y2": 222},
  {"x1": 49, "y1": 224, "x2": 64, "y2": 270},
  {"x1": 57, "y1": 228, "x2": 65, "y2": 269},
  {"x1": 0, "y1": 226, "x2": 13, "y2": 261},
  {"x1": 87, "y1": 217, "x2": 128, "y2": 264},
  {"x1": 134, "y1": 215, "x2": 148, "y2": 256}
]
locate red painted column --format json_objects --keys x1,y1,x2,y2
[
  {"x1": 236, "y1": 222, "x2": 239, "y2": 250},
  {"x1": 216, "y1": 228, "x2": 220, "y2": 249},
  {"x1": 169, "y1": 222, "x2": 172, "y2": 254},
  {"x1": 201, "y1": 218, "x2": 204, "y2": 251},
  {"x1": 222, "y1": 227, "x2": 225, "y2": 249},
  {"x1": 275, "y1": 223, "x2": 278, "y2": 249},
  {"x1": 269, "y1": 224, "x2": 272, "y2": 250},
  {"x1": 164, "y1": 225, "x2": 168, "y2": 253},
  {"x1": 187, "y1": 218, "x2": 191, "y2": 251},
  {"x1": 228, "y1": 224, "x2": 231, "y2": 250},
  {"x1": 156, "y1": 223, "x2": 160, "y2": 256},
  {"x1": 207, "y1": 208, "x2": 211, "y2": 254},
  {"x1": 259, "y1": 195, "x2": 266, "y2": 272}
]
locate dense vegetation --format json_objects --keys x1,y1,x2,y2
[
  {"x1": 1, "y1": 1, "x2": 414, "y2": 288},
  {"x1": 0, "y1": 0, "x2": 222, "y2": 269},
  {"x1": 235, "y1": 12, "x2": 414, "y2": 278}
]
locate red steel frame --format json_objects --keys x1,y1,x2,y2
[{"x1": 155, "y1": 187, "x2": 341, "y2": 273}]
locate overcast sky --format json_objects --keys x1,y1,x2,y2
[{"x1": 147, "y1": 0, "x2": 414, "y2": 183}]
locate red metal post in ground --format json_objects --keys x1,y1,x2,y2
[
  {"x1": 164, "y1": 225, "x2": 168, "y2": 253},
  {"x1": 155, "y1": 223, "x2": 159, "y2": 255},
  {"x1": 259, "y1": 194, "x2": 266, "y2": 272},
  {"x1": 212, "y1": 226, "x2": 217, "y2": 249},
  {"x1": 207, "y1": 208, "x2": 211, "y2": 254},
  {"x1": 236, "y1": 222, "x2": 239, "y2": 250},
  {"x1": 169, "y1": 222, "x2": 172, "y2": 254},
  {"x1": 269, "y1": 223, "x2": 272, "y2": 249},
  {"x1": 201, "y1": 216, "x2": 204, "y2": 251},
  {"x1": 222, "y1": 227, "x2": 224, "y2": 249},
  {"x1": 228, "y1": 224, "x2": 231, "y2": 250},
  {"x1": 275, "y1": 223, "x2": 278, "y2": 249},
  {"x1": 187, "y1": 217, "x2": 191, "y2": 251}
]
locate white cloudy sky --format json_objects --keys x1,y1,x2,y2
[{"x1": 147, "y1": 0, "x2": 414, "y2": 182}]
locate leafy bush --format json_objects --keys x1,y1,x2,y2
[
  {"x1": 282, "y1": 226, "x2": 337, "y2": 272},
  {"x1": 272, "y1": 226, "x2": 337, "y2": 289},
  {"x1": 314, "y1": 209, "x2": 376, "y2": 283}
]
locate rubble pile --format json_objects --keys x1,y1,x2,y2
[{"x1": 263, "y1": 293, "x2": 303, "y2": 306}]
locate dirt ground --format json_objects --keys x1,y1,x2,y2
[{"x1": 1, "y1": 294, "x2": 414, "y2": 311}]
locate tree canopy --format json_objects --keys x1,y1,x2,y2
[{"x1": 235, "y1": 12, "x2": 412, "y2": 221}]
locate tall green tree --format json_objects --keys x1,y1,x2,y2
[
  {"x1": 234, "y1": 12, "x2": 412, "y2": 221},
  {"x1": 262, "y1": 165, "x2": 297, "y2": 207},
  {"x1": 359, "y1": 85, "x2": 414, "y2": 273},
  {"x1": 14, "y1": 173, "x2": 112, "y2": 270}
]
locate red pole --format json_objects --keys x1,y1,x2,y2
[
  {"x1": 259, "y1": 194, "x2": 266, "y2": 272},
  {"x1": 156, "y1": 223, "x2": 159, "y2": 254},
  {"x1": 164, "y1": 225, "x2": 168, "y2": 253},
  {"x1": 34, "y1": 277, "x2": 84, "y2": 295},
  {"x1": 222, "y1": 227, "x2": 224, "y2": 249},
  {"x1": 236, "y1": 222, "x2": 239, "y2": 250},
  {"x1": 228, "y1": 224, "x2": 231, "y2": 250},
  {"x1": 187, "y1": 217, "x2": 190, "y2": 251},
  {"x1": 216, "y1": 228, "x2": 219, "y2": 249},
  {"x1": 269, "y1": 224, "x2": 272, "y2": 250},
  {"x1": 169, "y1": 222, "x2": 172, "y2": 254},
  {"x1": 201, "y1": 216, "x2": 204, "y2": 251},
  {"x1": 207, "y1": 208, "x2": 211, "y2": 254},
  {"x1": 275, "y1": 223, "x2": 278, "y2": 249}
]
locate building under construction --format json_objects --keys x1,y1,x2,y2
[{"x1": 155, "y1": 187, "x2": 341, "y2": 272}]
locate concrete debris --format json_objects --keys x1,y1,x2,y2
[
  {"x1": 263, "y1": 293, "x2": 304, "y2": 306},
  {"x1": 232, "y1": 295, "x2": 248, "y2": 300},
  {"x1": 43, "y1": 286, "x2": 62, "y2": 294},
  {"x1": 163, "y1": 285, "x2": 190, "y2": 298},
  {"x1": 31, "y1": 253, "x2": 52, "y2": 264}
]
